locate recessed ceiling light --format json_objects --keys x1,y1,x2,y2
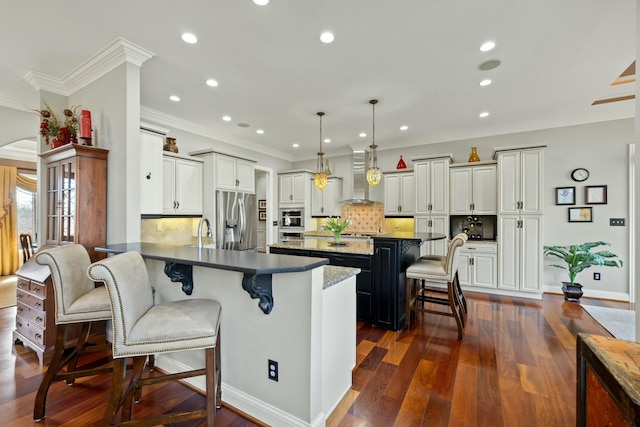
[
  {"x1": 320, "y1": 32, "x2": 335, "y2": 44},
  {"x1": 206, "y1": 79, "x2": 218, "y2": 87},
  {"x1": 359, "y1": 132, "x2": 367, "y2": 138},
  {"x1": 324, "y1": 138, "x2": 331, "y2": 143},
  {"x1": 256, "y1": 129, "x2": 264, "y2": 134},
  {"x1": 253, "y1": 0, "x2": 269, "y2": 4},
  {"x1": 181, "y1": 33, "x2": 198, "y2": 44},
  {"x1": 292, "y1": 143, "x2": 299, "y2": 148},
  {"x1": 480, "y1": 41, "x2": 495, "y2": 52},
  {"x1": 400, "y1": 125, "x2": 408, "y2": 131},
  {"x1": 479, "y1": 112, "x2": 490, "y2": 118},
  {"x1": 479, "y1": 79, "x2": 492, "y2": 86},
  {"x1": 222, "y1": 115, "x2": 232, "y2": 122},
  {"x1": 169, "y1": 95, "x2": 181, "y2": 102}
]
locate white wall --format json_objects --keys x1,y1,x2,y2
[{"x1": 295, "y1": 118, "x2": 634, "y2": 299}]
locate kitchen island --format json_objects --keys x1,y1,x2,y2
[
  {"x1": 270, "y1": 232, "x2": 446, "y2": 331},
  {"x1": 96, "y1": 242, "x2": 358, "y2": 427}
]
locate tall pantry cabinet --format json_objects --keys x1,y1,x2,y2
[
  {"x1": 495, "y1": 146, "x2": 545, "y2": 294},
  {"x1": 413, "y1": 155, "x2": 452, "y2": 256}
]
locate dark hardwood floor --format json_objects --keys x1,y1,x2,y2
[{"x1": 0, "y1": 292, "x2": 632, "y2": 426}]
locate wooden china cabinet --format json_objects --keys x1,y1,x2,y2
[{"x1": 14, "y1": 144, "x2": 108, "y2": 365}]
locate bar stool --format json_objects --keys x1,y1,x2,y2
[
  {"x1": 406, "y1": 233, "x2": 468, "y2": 340},
  {"x1": 33, "y1": 244, "x2": 113, "y2": 421},
  {"x1": 87, "y1": 251, "x2": 222, "y2": 427}
]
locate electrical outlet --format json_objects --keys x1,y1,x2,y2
[
  {"x1": 268, "y1": 359, "x2": 278, "y2": 382},
  {"x1": 594, "y1": 272, "x2": 600, "y2": 280},
  {"x1": 610, "y1": 218, "x2": 625, "y2": 226}
]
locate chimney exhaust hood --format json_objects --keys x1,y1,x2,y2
[{"x1": 341, "y1": 148, "x2": 375, "y2": 204}]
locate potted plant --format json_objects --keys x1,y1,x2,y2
[
  {"x1": 543, "y1": 241, "x2": 623, "y2": 301},
  {"x1": 322, "y1": 217, "x2": 351, "y2": 245}
]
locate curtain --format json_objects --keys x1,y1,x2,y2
[
  {"x1": 16, "y1": 173, "x2": 37, "y2": 193},
  {"x1": 0, "y1": 166, "x2": 19, "y2": 275}
]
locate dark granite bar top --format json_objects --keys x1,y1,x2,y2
[{"x1": 95, "y1": 242, "x2": 329, "y2": 275}]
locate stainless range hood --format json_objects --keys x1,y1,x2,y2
[{"x1": 340, "y1": 148, "x2": 375, "y2": 204}]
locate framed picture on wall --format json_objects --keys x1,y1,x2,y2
[
  {"x1": 259, "y1": 211, "x2": 267, "y2": 221},
  {"x1": 585, "y1": 185, "x2": 607, "y2": 205},
  {"x1": 259, "y1": 200, "x2": 267, "y2": 209},
  {"x1": 568, "y1": 207, "x2": 593, "y2": 223},
  {"x1": 555, "y1": 187, "x2": 576, "y2": 205}
]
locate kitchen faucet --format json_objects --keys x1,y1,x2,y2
[{"x1": 197, "y1": 217, "x2": 212, "y2": 249}]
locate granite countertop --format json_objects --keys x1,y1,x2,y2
[
  {"x1": 95, "y1": 242, "x2": 329, "y2": 275},
  {"x1": 270, "y1": 239, "x2": 374, "y2": 255},
  {"x1": 374, "y1": 231, "x2": 446, "y2": 241},
  {"x1": 324, "y1": 266, "x2": 360, "y2": 290}
]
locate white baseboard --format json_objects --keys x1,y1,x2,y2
[
  {"x1": 461, "y1": 285, "x2": 542, "y2": 299},
  {"x1": 155, "y1": 355, "x2": 325, "y2": 427},
  {"x1": 541, "y1": 284, "x2": 630, "y2": 302}
]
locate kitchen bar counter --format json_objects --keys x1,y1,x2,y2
[{"x1": 94, "y1": 242, "x2": 355, "y2": 426}]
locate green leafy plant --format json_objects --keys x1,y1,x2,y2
[
  {"x1": 543, "y1": 241, "x2": 623, "y2": 285},
  {"x1": 322, "y1": 217, "x2": 350, "y2": 243}
]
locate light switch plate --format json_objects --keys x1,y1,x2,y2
[{"x1": 610, "y1": 218, "x2": 625, "y2": 226}]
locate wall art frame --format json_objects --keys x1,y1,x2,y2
[
  {"x1": 568, "y1": 207, "x2": 593, "y2": 223},
  {"x1": 555, "y1": 187, "x2": 576, "y2": 205},
  {"x1": 585, "y1": 185, "x2": 607, "y2": 205}
]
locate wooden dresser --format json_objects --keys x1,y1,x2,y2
[
  {"x1": 577, "y1": 333, "x2": 640, "y2": 426},
  {"x1": 14, "y1": 144, "x2": 109, "y2": 365}
]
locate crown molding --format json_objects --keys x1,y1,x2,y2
[
  {"x1": 24, "y1": 38, "x2": 155, "y2": 97},
  {"x1": 0, "y1": 92, "x2": 37, "y2": 112},
  {"x1": 140, "y1": 106, "x2": 293, "y2": 161}
]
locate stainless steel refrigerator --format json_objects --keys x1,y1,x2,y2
[{"x1": 216, "y1": 190, "x2": 257, "y2": 251}]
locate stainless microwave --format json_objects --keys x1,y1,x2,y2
[{"x1": 280, "y1": 209, "x2": 304, "y2": 228}]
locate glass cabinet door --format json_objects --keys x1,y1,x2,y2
[
  {"x1": 60, "y1": 159, "x2": 76, "y2": 244},
  {"x1": 46, "y1": 162, "x2": 59, "y2": 244}
]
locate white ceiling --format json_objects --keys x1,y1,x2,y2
[{"x1": 0, "y1": 0, "x2": 636, "y2": 161}]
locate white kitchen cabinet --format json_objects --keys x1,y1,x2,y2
[
  {"x1": 216, "y1": 154, "x2": 255, "y2": 193},
  {"x1": 311, "y1": 177, "x2": 343, "y2": 217},
  {"x1": 279, "y1": 171, "x2": 311, "y2": 207},
  {"x1": 497, "y1": 215, "x2": 542, "y2": 293},
  {"x1": 384, "y1": 172, "x2": 414, "y2": 216},
  {"x1": 449, "y1": 164, "x2": 496, "y2": 215},
  {"x1": 457, "y1": 242, "x2": 497, "y2": 289},
  {"x1": 414, "y1": 156, "x2": 451, "y2": 216},
  {"x1": 139, "y1": 130, "x2": 164, "y2": 215},
  {"x1": 415, "y1": 216, "x2": 448, "y2": 256},
  {"x1": 162, "y1": 153, "x2": 203, "y2": 215},
  {"x1": 496, "y1": 148, "x2": 544, "y2": 215}
]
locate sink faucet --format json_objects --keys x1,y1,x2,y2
[{"x1": 197, "y1": 217, "x2": 212, "y2": 249}]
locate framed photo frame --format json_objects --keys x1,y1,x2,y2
[
  {"x1": 585, "y1": 185, "x2": 607, "y2": 205},
  {"x1": 568, "y1": 207, "x2": 593, "y2": 223},
  {"x1": 259, "y1": 211, "x2": 267, "y2": 221},
  {"x1": 555, "y1": 187, "x2": 576, "y2": 205},
  {"x1": 259, "y1": 199, "x2": 267, "y2": 209}
]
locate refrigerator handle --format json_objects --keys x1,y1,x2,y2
[{"x1": 238, "y1": 198, "x2": 245, "y2": 247}]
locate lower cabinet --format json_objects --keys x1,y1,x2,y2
[
  {"x1": 458, "y1": 242, "x2": 497, "y2": 289},
  {"x1": 269, "y1": 247, "x2": 373, "y2": 324}
]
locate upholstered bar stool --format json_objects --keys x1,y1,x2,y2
[
  {"x1": 406, "y1": 233, "x2": 468, "y2": 340},
  {"x1": 33, "y1": 244, "x2": 113, "y2": 421},
  {"x1": 87, "y1": 251, "x2": 221, "y2": 427}
]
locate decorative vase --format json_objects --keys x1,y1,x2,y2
[
  {"x1": 468, "y1": 147, "x2": 480, "y2": 162},
  {"x1": 561, "y1": 282, "x2": 583, "y2": 302},
  {"x1": 397, "y1": 155, "x2": 407, "y2": 169},
  {"x1": 163, "y1": 137, "x2": 179, "y2": 153},
  {"x1": 333, "y1": 232, "x2": 342, "y2": 244}
]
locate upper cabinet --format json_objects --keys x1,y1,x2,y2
[
  {"x1": 449, "y1": 163, "x2": 497, "y2": 215},
  {"x1": 384, "y1": 171, "x2": 414, "y2": 216},
  {"x1": 162, "y1": 153, "x2": 203, "y2": 215},
  {"x1": 496, "y1": 147, "x2": 544, "y2": 215},
  {"x1": 279, "y1": 171, "x2": 311, "y2": 207},
  {"x1": 311, "y1": 177, "x2": 343, "y2": 217},
  {"x1": 215, "y1": 154, "x2": 255, "y2": 193},
  {"x1": 139, "y1": 130, "x2": 164, "y2": 215},
  {"x1": 414, "y1": 156, "x2": 451, "y2": 216}
]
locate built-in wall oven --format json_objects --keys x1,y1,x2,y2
[{"x1": 279, "y1": 209, "x2": 305, "y2": 242}]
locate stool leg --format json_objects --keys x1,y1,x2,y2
[
  {"x1": 205, "y1": 347, "x2": 216, "y2": 427},
  {"x1": 447, "y1": 278, "x2": 464, "y2": 341},
  {"x1": 216, "y1": 331, "x2": 222, "y2": 409},
  {"x1": 34, "y1": 324, "x2": 67, "y2": 421},
  {"x1": 101, "y1": 358, "x2": 127, "y2": 427},
  {"x1": 65, "y1": 322, "x2": 92, "y2": 385},
  {"x1": 405, "y1": 277, "x2": 412, "y2": 329},
  {"x1": 122, "y1": 356, "x2": 146, "y2": 422}
]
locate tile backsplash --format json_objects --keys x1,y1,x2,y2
[{"x1": 314, "y1": 202, "x2": 414, "y2": 234}]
